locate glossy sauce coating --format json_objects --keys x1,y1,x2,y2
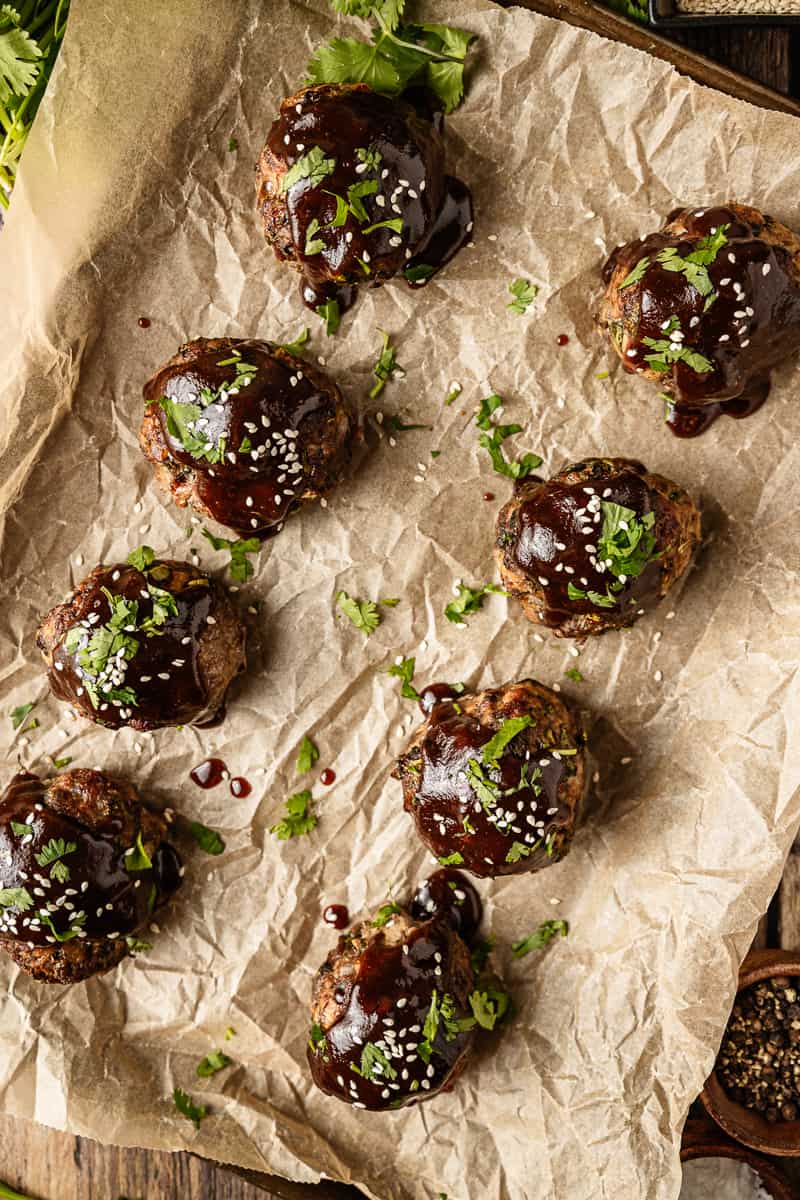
[
  {"x1": 0, "y1": 773, "x2": 180, "y2": 948},
  {"x1": 601, "y1": 205, "x2": 800, "y2": 437},
  {"x1": 142, "y1": 339, "x2": 352, "y2": 538},
  {"x1": 258, "y1": 84, "x2": 472, "y2": 314},
  {"x1": 39, "y1": 560, "x2": 241, "y2": 730},
  {"x1": 409, "y1": 867, "x2": 482, "y2": 944},
  {"x1": 510, "y1": 464, "x2": 660, "y2": 628}
]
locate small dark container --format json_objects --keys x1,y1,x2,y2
[{"x1": 650, "y1": 0, "x2": 800, "y2": 26}]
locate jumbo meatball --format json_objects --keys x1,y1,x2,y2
[
  {"x1": 598, "y1": 204, "x2": 800, "y2": 436},
  {"x1": 393, "y1": 679, "x2": 586, "y2": 878},
  {"x1": 495, "y1": 457, "x2": 700, "y2": 638},
  {"x1": 140, "y1": 337, "x2": 355, "y2": 538},
  {"x1": 256, "y1": 83, "x2": 472, "y2": 316},
  {"x1": 308, "y1": 870, "x2": 507, "y2": 1110},
  {"x1": 0, "y1": 769, "x2": 181, "y2": 984},
  {"x1": 37, "y1": 549, "x2": 246, "y2": 730}
]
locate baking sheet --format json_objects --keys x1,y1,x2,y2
[{"x1": 1, "y1": 2, "x2": 800, "y2": 1198}]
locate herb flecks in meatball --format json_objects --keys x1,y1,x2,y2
[
  {"x1": 495, "y1": 457, "x2": 700, "y2": 638},
  {"x1": 256, "y1": 84, "x2": 473, "y2": 319},
  {"x1": 598, "y1": 204, "x2": 800, "y2": 436},
  {"x1": 140, "y1": 337, "x2": 355, "y2": 538},
  {"x1": 0, "y1": 770, "x2": 181, "y2": 984},
  {"x1": 308, "y1": 872, "x2": 508, "y2": 1110},
  {"x1": 394, "y1": 679, "x2": 586, "y2": 878},
  {"x1": 36, "y1": 549, "x2": 246, "y2": 730}
]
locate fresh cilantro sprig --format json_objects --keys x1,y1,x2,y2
[
  {"x1": 387, "y1": 656, "x2": 420, "y2": 701},
  {"x1": 271, "y1": 790, "x2": 317, "y2": 840},
  {"x1": 351, "y1": 1041, "x2": 398, "y2": 1081},
  {"x1": 469, "y1": 985, "x2": 511, "y2": 1030},
  {"x1": 38, "y1": 909, "x2": 85, "y2": 942},
  {"x1": 0, "y1": 887, "x2": 33, "y2": 912},
  {"x1": 9, "y1": 701, "x2": 36, "y2": 731},
  {"x1": 369, "y1": 330, "x2": 401, "y2": 399},
  {"x1": 336, "y1": 590, "x2": 381, "y2": 636},
  {"x1": 373, "y1": 902, "x2": 402, "y2": 927},
  {"x1": 189, "y1": 821, "x2": 226, "y2": 855},
  {"x1": 596, "y1": 500, "x2": 658, "y2": 582},
  {"x1": 315, "y1": 298, "x2": 341, "y2": 336},
  {"x1": 475, "y1": 393, "x2": 542, "y2": 481},
  {"x1": 34, "y1": 837, "x2": 76, "y2": 883},
  {"x1": 511, "y1": 919, "x2": 569, "y2": 958},
  {"x1": 437, "y1": 850, "x2": 464, "y2": 866},
  {"x1": 296, "y1": 735, "x2": 320, "y2": 774},
  {"x1": 278, "y1": 327, "x2": 311, "y2": 356},
  {"x1": 481, "y1": 716, "x2": 532, "y2": 767},
  {"x1": 197, "y1": 1049, "x2": 233, "y2": 1078},
  {"x1": 202, "y1": 528, "x2": 261, "y2": 583},
  {"x1": 124, "y1": 831, "x2": 152, "y2": 872},
  {"x1": 306, "y1": 2, "x2": 476, "y2": 115},
  {"x1": 281, "y1": 145, "x2": 336, "y2": 194},
  {"x1": 173, "y1": 1087, "x2": 206, "y2": 1129},
  {"x1": 507, "y1": 278, "x2": 538, "y2": 315},
  {"x1": 444, "y1": 582, "x2": 505, "y2": 626}
]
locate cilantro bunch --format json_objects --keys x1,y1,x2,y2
[
  {"x1": 0, "y1": 1, "x2": 70, "y2": 210},
  {"x1": 306, "y1": 0, "x2": 476, "y2": 115}
]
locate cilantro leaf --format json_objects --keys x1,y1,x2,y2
[
  {"x1": 315, "y1": 298, "x2": 341, "y2": 336},
  {"x1": 404, "y1": 262, "x2": 435, "y2": 285},
  {"x1": 437, "y1": 850, "x2": 464, "y2": 866},
  {"x1": 197, "y1": 1050, "x2": 232, "y2": 1078},
  {"x1": 470, "y1": 935, "x2": 495, "y2": 976},
  {"x1": 35, "y1": 837, "x2": 76, "y2": 882},
  {"x1": 373, "y1": 902, "x2": 402, "y2": 927},
  {"x1": 228, "y1": 135, "x2": 238, "y2": 152},
  {"x1": 173, "y1": 1087, "x2": 206, "y2": 1129},
  {"x1": 618, "y1": 256, "x2": 650, "y2": 289},
  {"x1": 189, "y1": 821, "x2": 226, "y2": 855},
  {"x1": 124, "y1": 831, "x2": 152, "y2": 872},
  {"x1": 387, "y1": 656, "x2": 420, "y2": 701},
  {"x1": 444, "y1": 582, "x2": 505, "y2": 625},
  {"x1": 351, "y1": 1041, "x2": 398, "y2": 1081},
  {"x1": 481, "y1": 716, "x2": 532, "y2": 767},
  {"x1": 10, "y1": 701, "x2": 36, "y2": 730},
  {"x1": 271, "y1": 790, "x2": 317, "y2": 840},
  {"x1": 0, "y1": 20, "x2": 41, "y2": 105},
  {"x1": 9, "y1": 821, "x2": 29, "y2": 836},
  {"x1": 126, "y1": 935, "x2": 153, "y2": 954},
  {"x1": 469, "y1": 985, "x2": 511, "y2": 1030},
  {"x1": 38, "y1": 909, "x2": 86, "y2": 943},
  {"x1": 475, "y1": 393, "x2": 542, "y2": 480},
  {"x1": 507, "y1": 278, "x2": 538, "y2": 315},
  {"x1": 281, "y1": 145, "x2": 336, "y2": 193},
  {"x1": 336, "y1": 590, "x2": 381, "y2": 636},
  {"x1": 158, "y1": 395, "x2": 225, "y2": 464},
  {"x1": 0, "y1": 887, "x2": 33, "y2": 912},
  {"x1": 201, "y1": 528, "x2": 261, "y2": 583},
  {"x1": 51, "y1": 756, "x2": 73, "y2": 769},
  {"x1": 296, "y1": 735, "x2": 319, "y2": 775},
  {"x1": 505, "y1": 841, "x2": 533, "y2": 864},
  {"x1": 369, "y1": 330, "x2": 400, "y2": 399},
  {"x1": 305, "y1": 216, "x2": 325, "y2": 256},
  {"x1": 564, "y1": 667, "x2": 583, "y2": 683},
  {"x1": 127, "y1": 545, "x2": 155, "y2": 572},
  {"x1": 475, "y1": 394, "x2": 503, "y2": 429},
  {"x1": 512, "y1": 919, "x2": 569, "y2": 958},
  {"x1": 596, "y1": 501, "x2": 657, "y2": 582},
  {"x1": 278, "y1": 327, "x2": 310, "y2": 356},
  {"x1": 566, "y1": 582, "x2": 618, "y2": 609}
]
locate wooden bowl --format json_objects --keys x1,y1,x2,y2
[
  {"x1": 700, "y1": 948, "x2": 800, "y2": 1157},
  {"x1": 681, "y1": 1116, "x2": 794, "y2": 1199}
]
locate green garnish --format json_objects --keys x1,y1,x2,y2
[
  {"x1": 306, "y1": 3, "x2": 476, "y2": 115},
  {"x1": 566, "y1": 582, "x2": 617, "y2": 609},
  {"x1": 9, "y1": 821, "x2": 28, "y2": 836},
  {"x1": 197, "y1": 1050, "x2": 232, "y2": 1078},
  {"x1": 481, "y1": 716, "x2": 532, "y2": 767},
  {"x1": 404, "y1": 262, "x2": 436, "y2": 284},
  {"x1": 189, "y1": 821, "x2": 226, "y2": 856},
  {"x1": 505, "y1": 841, "x2": 533, "y2": 864},
  {"x1": 0, "y1": 887, "x2": 33, "y2": 912},
  {"x1": 475, "y1": 392, "x2": 542, "y2": 480},
  {"x1": 380, "y1": 597, "x2": 400, "y2": 607},
  {"x1": 419, "y1": 991, "x2": 474, "y2": 1063},
  {"x1": 228, "y1": 135, "x2": 238, "y2": 151},
  {"x1": 470, "y1": 935, "x2": 494, "y2": 975},
  {"x1": 172, "y1": 1086, "x2": 206, "y2": 1129},
  {"x1": 280, "y1": 144, "x2": 336, "y2": 193},
  {"x1": 309, "y1": 1022, "x2": 325, "y2": 1053},
  {"x1": 618, "y1": 256, "x2": 651, "y2": 290},
  {"x1": 35, "y1": 837, "x2": 76, "y2": 883},
  {"x1": 468, "y1": 985, "x2": 511, "y2": 1030},
  {"x1": 350, "y1": 1041, "x2": 398, "y2": 1082},
  {"x1": 373, "y1": 902, "x2": 402, "y2": 927},
  {"x1": 596, "y1": 500, "x2": 658, "y2": 583},
  {"x1": 369, "y1": 330, "x2": 400, "y2": 399},
  {"x1": 124, "y1": 831, "x2": 152, "y2": 872},
  {"x1": 270, "y1": 790, "x2": 317, "y2": 840},
  {"x1": 201, "y1": 528, "x2": 261, "y2": 583},
  {"x1": 315, "y1": 298, "x2": 341, "y2": 336},
  {"x1": 512, "y1": 919, "x2": 569, "y2": 958},
  {"x1": 507, "y1": 278, "x2": 538, "y2": 315},
  {"x1": 384, "y1": 415, "x2": 432, "y2": 433},
  {"x1": 157, "y1": 394, "x2": 226, "y2": 463},
  {"x1": 362, "y1": 217, "x2": 403, "y2": 236},
  {"x1": 564, "y1": 667, "x2": 583, "y2": 683},
  {"x1": 296, "y1": 735, "x2": 320, "y2": 775},
  {"x1": 387, "y1": 656, "x2": 420, "y2": 701},
  {"x1": 225, "y1": 1026, "x2": 236, "y2": 1041},
  {"x1": 10, "y1": 701, "x2": 35, "y2": 731},
  {"x1": 336, "y1": 590, "x2": 380, "y2": 636},
  {"x1": 444, "y1": 581, "x2": 505, "y2": 625},
  {"x1": 305, "y1": 216, "x2": 325, "y2": 256},
  {"x1": 126, "y1": 936, "x2": 152, "y2": 954},
  {"x1": 38, "y1": 909, "x2": 85, "y2": 942},
  {"x1": 641, "y1": 323, "x2": 714, "y2": 376},
  {"x1": 51, "y1": 756, "x2": 73, "y2": 769},
  {"x1": 356, "y1": 145, "x2": 382, "y2": 172},
  {"x1": 437, "y1": 850, "x2": 464, "y2": 866},
  {"x1": 127, "y1": 545, "x2": 155, "y2": 572},
  {"x1": 444, "y1": 383, "x2": 461, "y2": 406},
  {"x1": 278, "y1": 326, "x2": 311, "y2": 356}
]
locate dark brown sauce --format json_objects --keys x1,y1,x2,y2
[
  {"x1": 418, "y1": 681, "x2": 464, "y2": 715},
  {"x1": 309, "y1": 868, "x2": 483, "y2": 1110},
  {"x1": 190, "y1": 758, "x2": 227, "y2": 789},
  {"x1": 43, "y1": 561, "x2": 234, "y2": 731},
  {"x1": 261, "y1": 84, "x2": 472, "y2": 316},
  {"x1": 143, "y1": 338, "x2": 347, "y2": 539},
  {"x1": 603, "y1": 205, "x2": 800, "y2": 437},
  {"x1": 320, "y1": 768, "x2": 336, "y2": 786},
  {"x1": 0, "y1": 772, "x2": 181, "y2": 948},
  {"x1": 137, "y1": 316, "x2": 151, "y2": 329},
  {"x1": 323, "y1": 903, "x2": 349, "y2": 929},
  {"x1": 556, "y1": 333, "x2": 570, "y2": 346},
  {"x1": 509, "y1": 462, "x2": 661, "y2": 628},
  {"x1": 229, "y1": 776, "x2": 251, "y2": 798}
]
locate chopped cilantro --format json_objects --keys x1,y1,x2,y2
[
  {"x1": 315, "y1": 298, "x2": 341, "y2": 336},
  {"x1": 566, "y1": 582, "x2": 618, "y2": 609},
  {"x1": 228, "y1": 136, "x2": 238, "y2": 152},
  {"x1": 336, "y1": 590, "x2": 381, "y2": 636},
  {"x1": 197, "y1": 1050, "x2": 232, "y2": 1078},
  {"x1": 201, "y1": 528, "x2": 261, "y2": 583},
  {"x1": 38, "y1": 909, "x2": 85, "y2": 942},
  {"x1": 387, "y1": 656, "x2": 420, "y2": 701},
  {"x1": 373, "y1": 902, "x2": 402, "y2": 927},
  {"x1": 35, "y1": 837, "x2": 76, "y2": 883},
  {"x1": 404, "y1": 262, "x2": 435, "y2": 284},
  {"x1": 10, "y1": 701, "x2": 36, "y2": 731},
  {"x1": 189, "y1": 821, "x2": 226, "y2": 856},
  {"x1": 351, "y1": 1041, "x2": 398, "y2": 1082},
  {"x1": 126, "y1": 936, "x2": 153, "y2": 954},
  {"x1": 512, "y1": 919, "x2": 569, "y2": 958},
  {"x1": 475, "y1": 392, "x2": 542, "y2": 480},
  {"x1": 296, "y1": 735, "x2": 320, "y2": 775},
  {"x1": 369, "y1": 330, "x2": 400, "y2": 399},
  {"x1": 9, "y1": 821, "x2": 28, "y2": 837},
  {"x1": 0, "y1": 887, "x2": 33, "y2": 912},
  {"x1": 127, "y1": 545, "x2": 155, "y2": 572},
  {"x1": 173, "y1": 1086, "x2": 206, "y2": 1129},
  {"x1": 470, "y1": 935, "x2": 495, "y2": 975},
  {"x1": 618, "y1": 256, "x2": 650, "y2": 290},
  {"x1": 278, "y1": 327, "x2": 311, "y2": 356},
  {"x1": 280, "y1": 145, "x2": 336, "y2": 193},
  {"x1": 469, "y1": 985, "x2": 511, "y2": 1030},
  {"x1": 596, "y1": 500, "x2": 657, "y2": 583},
  {"x1": 305, "y1": 216, "x2": 325, "y2": 256},
  {"x1": 481, "y1": 716, "x2": 532, "y2": 767},
  {"x1": 124, "y1": 831, "x2": 152, "y2": 872},
  {"x1": 437, "y1": 850, "x2": 464, "y2": 866},
  {"x1": 309, "y1": 1022, "x2": 326, "y2": 1053},
  {"x1": 507, "y1": 278, "x2": 538, "y2": 315},
  {"x1": 271, "y1": 790, "x2": 317, "y2": 840},
  {"x1": 384, "y1": 415, "x2": 432, "y2": 433},
  {"x1": 444, "y1": 581, "x2": 505, "y2": 625},
  {"x1": 564, "y1": 667, "x2": 583, "y2": 683},
  {"x1": 225, "y1": 1026, "x2": 236, "y2": 1041},
  {"x1": 505, "y1": 841, "x2": 533, "y2": 864},
  {"x1": 356, "y1": 145, "x2": 382, "y2": 172}
]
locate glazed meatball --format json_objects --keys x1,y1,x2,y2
[
  {"x1": 37, "y1": 551, "x2": 246, "y2": 730},
  {"x1": 256, "y1": 83, "x2": 472, "y2": 315},
  {"x1": 495, "y1": 457, "x2": 700, "y2": 638},
  {"x1": 140, "y1": 337, "x2": 355, "y2": 538},
  {"x1": 393, "y1": 679, "x2": 586, "y2": 878},
  {"x1": 598, "y1": 204, "x2": 800, "y2": 437},
  {"x1": 308, "y1": 870, "x2": 506, "y2": 1110},
  {"x1": 0, "y1": 769, "x2": 181, "y2": 984}
]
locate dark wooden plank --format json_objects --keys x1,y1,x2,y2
[{"x1": 671, "y1": 26, "x2": 792, "y2": 95}]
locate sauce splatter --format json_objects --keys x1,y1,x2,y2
[
  {"x1": 556, "y1": 333, "x2": 570, "y2": 346},
  {"x1": 230, "y1": 776, "x2": 251, "y2": 798},
  {"x1": 322, "y1": 904, "x2": 349, "y2": 929},
  {"x1": 137, "y1": 317, "x2": 151, "y2": 329},
  {"x1": 483, "y1": 491, "x2": 495, "y2": 502},
  {"x1": 190, "y1": 758, "x2": 227, "y2": 789},
  {"x1": 320, "y1": 768, "x2": 336, "y2": 786}
]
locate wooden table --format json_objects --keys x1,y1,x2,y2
[{"x1": 2, "y1": 16, "x2": 799, "y2": 1200}]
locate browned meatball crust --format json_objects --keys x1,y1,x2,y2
[
  {"x1": 308, "y1": 872, "x2": 504, "y2": 1111},
  {"x1": 393, "y1": 679, "x2": 587, "y2": 878},
  {"x1": 598, "y1": 204, "x2": 800, "y2": 436},
  {"x1": 0, "y1": 770, "x2": 181, "y2": 984},
  {"x1": 36, "y1": 554, "x2": 245, "y2": 730},
  {"x1": 495, "y1": 457, "x2": 700, "y2": 638},
  {"x1": 256, "y1": 83, "x2": 472, "y2": 315},
  {"x1": 140, "y1": 337, "x2": 355, "y2": 538}
]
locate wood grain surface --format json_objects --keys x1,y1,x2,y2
[{"x1": 3, "y1": 12, "x2": 799, "y2": 1200}]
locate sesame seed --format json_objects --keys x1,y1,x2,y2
[{"x1": 762, "y1": 263, "x2": 771, "y2": 276}]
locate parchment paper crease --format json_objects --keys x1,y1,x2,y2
[{"x1": 1, "y1": 2, "x2": 799, "y2": 1198}]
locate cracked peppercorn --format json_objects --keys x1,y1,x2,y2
[{"x1": 717, "y1": 975, "x2": 800, "y2": 1122}]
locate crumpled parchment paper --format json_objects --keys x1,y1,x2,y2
[{"x1": 1, "y1": 2, "x2": 799, "y2": 1198}]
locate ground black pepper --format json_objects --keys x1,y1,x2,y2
[{"x1": 717, "y1": 975, "x2": 800, "y2": 1122}]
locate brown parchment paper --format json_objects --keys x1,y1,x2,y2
[{"x1": 1, "y1": 2, "x2": 800, "y2": 1197}]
